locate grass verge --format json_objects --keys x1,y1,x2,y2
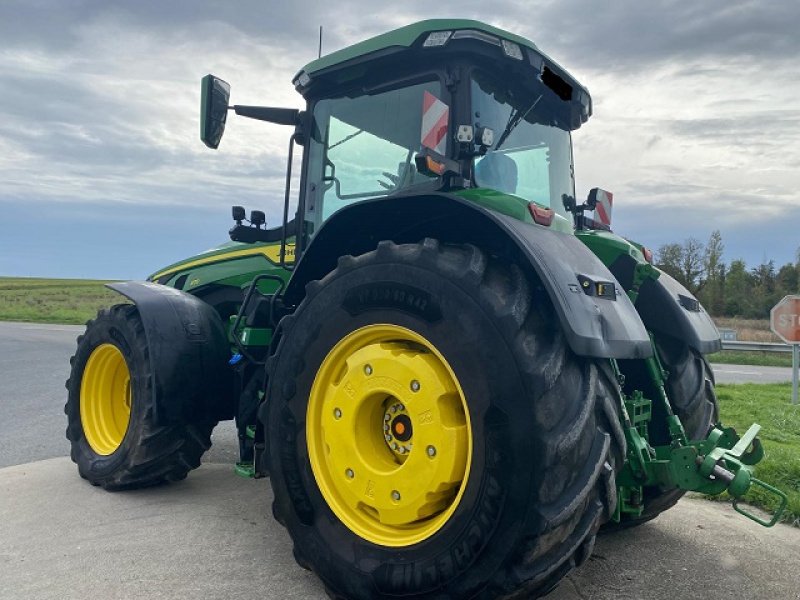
[
  {"x1": 0, "y1": 277, "x2": 120, "y2": 324},
  {"x1": 712, "y1": 383, "x2": 800, "y2": 527},
  {"x1": 709, "y1": 350, "x2": 794, "y2": 368}
]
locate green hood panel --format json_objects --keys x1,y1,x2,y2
[{"x1": 149, "y1": 240, "x2": 294, "y2": 291}]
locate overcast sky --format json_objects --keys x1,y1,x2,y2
[{"x1": 1, "y1": 0, "x2": 798, "y2": 279}]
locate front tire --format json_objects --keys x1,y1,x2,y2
[
  {"x1": 267, "y1": 240, "x2": 625, "y2": 599},
  {"x1": 65, "y1": 304, "x2": 215, "y2": 490}
]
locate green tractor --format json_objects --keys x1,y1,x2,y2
[{"x1": 65, "y1": 19, "x2": 786, "y2": 599}]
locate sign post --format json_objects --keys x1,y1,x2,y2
[{"x1": 770, "y1": 295, "x2": 800, "y2": 405}]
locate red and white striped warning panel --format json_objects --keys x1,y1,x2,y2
[
  {"x1": 421, "y1": 91, "x2": 449, "y2": 156},
  {"x1": 594, "y1": 190, "x2": 614, "y2": 227}
]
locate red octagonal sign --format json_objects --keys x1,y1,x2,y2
[{"x1": 770, "y1": 295, "x2": 800, "y2": 344}]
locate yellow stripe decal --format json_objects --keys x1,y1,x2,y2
[{"x1": 151, "y1": 243, "x2": 295, "y2": 281}]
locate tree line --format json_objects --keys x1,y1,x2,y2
[{"x1": 655, "y1": 231, "x2": 800, "y2": 319}]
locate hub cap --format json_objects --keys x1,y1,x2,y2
[
  {"x1": 307, "y1": 324, "x2": 472, "y2": 547},
  {"x1": 80, "y1": 343, "x2": 132, "y2": 455}
]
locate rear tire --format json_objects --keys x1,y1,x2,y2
[
  {"x1": 266, "y1": 240, "x2": 625, "y2": 599},
  {"x1": 610, "y1": 335, "x2": 718, "y2": 529},
  {"x1": 65, "y1": 304, "x2": 215, "y2": 490}
]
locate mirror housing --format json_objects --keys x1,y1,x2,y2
[{"x1": 200, "y1": 74, "x2": 231, "y2": 149}]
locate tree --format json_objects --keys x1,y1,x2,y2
[
  {"x1": 777, "y1": 262, "x2": 799, "y2": 296},
  {"x1": 700, "y1": 230, "x2": 725, "y2": 316},
  {"x1": 724, "y1": 259, "x2": 751, "y2": 317},
  {"x1": 656, "y1": 237, "x2": 705, "y2": 295}
]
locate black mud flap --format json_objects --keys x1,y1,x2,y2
[
  {"x1": 107, "y1": 281, "x2": 235, "y2": 424},
  {"x1": 635, "y1": 271, "x2": 722, "y2": 355}
]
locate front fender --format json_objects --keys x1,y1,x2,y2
[
  {"x1": 635, "y1": 271, "x2": 722, "y2": 355},
  {"x1": 285, "y1": 193, "x2": 652, "y2": 359},
  {"x1": 107, "y1": 281, "x2": 235, "y2": 424}
]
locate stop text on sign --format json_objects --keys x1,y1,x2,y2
[{"x1": 777, "y1": 314, "x2": 800, "y2": 327}]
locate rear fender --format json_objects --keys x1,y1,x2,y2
[
  {"x1": 107, "y1": 281, "x2": 235, "y2": 424},
  {"x1": 285, "y1": 193, "x2": 652, "y2": 359}
]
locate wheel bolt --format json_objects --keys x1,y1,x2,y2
[
  {"x1": 391, "y1": 490, "x2": 401, "y2": 501},
  {"x1": 410, "y1": 380, "x2": 420, "y2": 392},
  {"x1": 384, "y1": 413, "x2": 391, "y2": 421},
  {"x1": 345, "y1": 468, "x2": 354, "y2": 479},
  {"x1": 427, "y1": 445, "x2": 437, "y2": 457},
  {"x1": 364, "y1": 364, "x2": 373, "y2": 375},
  {"x1": 334, "y1": 408, "x2": 342, "y2": 419},
  {"x1": 385, "y1": 434, "x2": 392, "y2": 442}
]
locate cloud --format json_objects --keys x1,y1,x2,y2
[{"x1": 0, "y1": 0, "x2": 798, "y2": 278}]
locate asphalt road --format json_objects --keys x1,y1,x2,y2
[
  {"x1": 1, "y1": 321, "x2": 798, "y2": 600},
  {"x1": 710, "y1": 363, "x2": 795, "y2": 384}
]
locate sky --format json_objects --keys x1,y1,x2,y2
[{"x1": 0, "y1": 0, "x2": 798, "y2": 279}]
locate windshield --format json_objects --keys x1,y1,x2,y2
[
  {"x1": 471, "y1": 71, "x2": 574, "y2": 219},
  {"x1": 303, "y1": 79, "x2": 443, "y2": 232}
]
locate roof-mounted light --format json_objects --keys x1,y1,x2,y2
[
  {"x1": 295, "y1": 71, "x2": 311, "y2": 87},
  {"x1": 501, "y1": 39, "x2": 524, "y2": 60},
  {"x1": 423, "y1": 30, "x2": 453, "y2": 47},
  {"x1": 451, "y1": 29, "x2": 500, "y2": 45}
]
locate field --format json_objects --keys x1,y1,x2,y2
[
  {"x1": 712, "y1": 383, "x2": 800, "y2": 527},
  {"x1": 714, "y1": 317, "x2": 781, "y2": 343},
  {"x1": 0, "y1": 277, "x2": 120, "y2": 324}
]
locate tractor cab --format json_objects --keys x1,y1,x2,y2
[{"x1": 202, "y1": 20, "x2": 594, "y2": 249}]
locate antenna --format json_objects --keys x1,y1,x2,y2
[{"x1": 318, "y1": 26, "x2": 323, "y2": 58}]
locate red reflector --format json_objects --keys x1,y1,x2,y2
[
  {"x1": 642, "y1": 247, "x2": 653, "y2": 263},
  {"x1": 528, "y1": 204, "x2": 554, "y2": 226}
]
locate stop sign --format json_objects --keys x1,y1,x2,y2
[{"x1": 770, "y1": 295, "x2": 800, "y2": 344}]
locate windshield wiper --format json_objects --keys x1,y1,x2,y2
[
  {"x1": 329, "y1": 129, "x2": 364, "y2": 150},
  {"x1": 493, "y1": 94, "x2": 542, "y2": 150}
]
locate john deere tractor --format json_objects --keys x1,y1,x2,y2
[{"x1": 65, "y1": 19, "x2": 786, "y2": 599}]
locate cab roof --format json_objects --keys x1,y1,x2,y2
[
  {"x1": 292, "y1": 19, "x2": 592, "y2": 127},
  {"x1": 299, "y1": 19, "x2": 541, "y2": 77}
]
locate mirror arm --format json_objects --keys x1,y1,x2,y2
[{"x1": 232, "y1": 105, "x2": 300, "y2": 126}]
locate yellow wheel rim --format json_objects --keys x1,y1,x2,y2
[
  {"x1": 307, "y1": 324, "x2": 472, "y2": 547},
  {"x1": 80, "y1": 343, "x2": 132, "y2": 455}
]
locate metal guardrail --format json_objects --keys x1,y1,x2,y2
[{"x1": 721, "y1": 340, "x2": 792, "y2": 353}]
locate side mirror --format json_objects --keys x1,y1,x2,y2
[
  {"x1": 588, "y1": 188, "x2": 613, "y2": 228},
  {"x1": 200, "y1": 74, "x2": 231, "y2": 149}
]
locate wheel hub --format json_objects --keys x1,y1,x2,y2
[
  {"x1": 307, "y1": 324, "x2": 472, "y2": 547},
  {"x1": 384, "y1": 403, "x2": 413, "y2": 457}
]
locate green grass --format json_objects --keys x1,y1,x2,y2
[
  {"x1": 708, "y1": 350, "x2": 794, "y2": 368},
  {"x1": 0, "y1": 277, "x2": 121, "y2": 324},
  {"x1": 713, "y1": 383, "x2": 800, "y2": 527}
]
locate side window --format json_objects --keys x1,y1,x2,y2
[
  {"x1": 305, "y1": 79, "x2": 444, "y2": 227},
  {"x1": 323, "y1": 118, "x2": 416, "y2": 219}
]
